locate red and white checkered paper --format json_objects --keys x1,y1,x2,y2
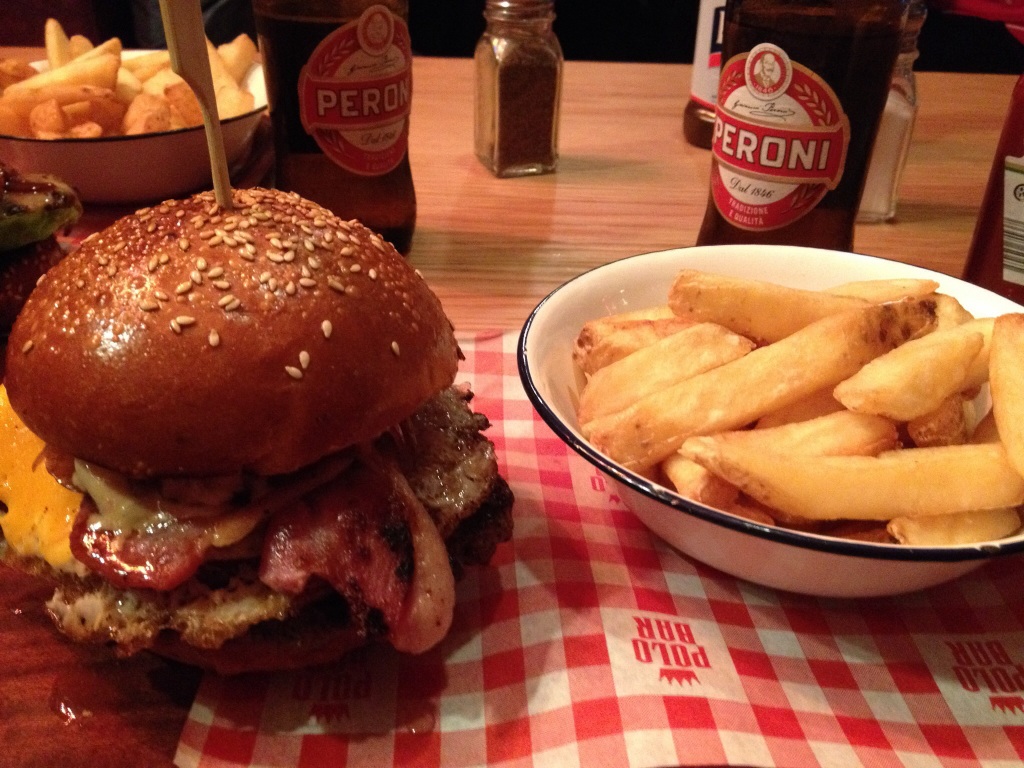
[{"x1": 175, "y1": 331, "x2": 1024, "y2": 768}]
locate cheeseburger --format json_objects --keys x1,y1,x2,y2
[{"x1": 0, "y1": 187, "x2": 513, "y2": 674}]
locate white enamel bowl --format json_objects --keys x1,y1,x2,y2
[
  {"x1": 0, "y1": 53, "x2": 267, "y2": 204},
  {"x1": 518, "y1": 245, "x2": 1024, "y2": 598}
]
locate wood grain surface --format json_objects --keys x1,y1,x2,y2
[{"x1": 0, "y1": 50, "x2": 1016, "y2": 768}]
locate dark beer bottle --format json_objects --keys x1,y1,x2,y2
[
  {"x1": 962, "y1": 74, "x2": 1024, "y2": 304},
  {"x1": 252, "y1": 0, "x2": 417, "y2": 254},
  {"x1": 695, "y1": 0, "x2": 908, "y2": 251}
]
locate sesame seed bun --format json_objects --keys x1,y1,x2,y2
[{"x1": 3, "y1": 187, "x2": 459, "y2": 478}]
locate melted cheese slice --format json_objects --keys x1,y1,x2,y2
[{"x1": 0, "y1": 384, "x2": 84, "y2": 573}]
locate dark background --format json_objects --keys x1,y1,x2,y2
[{"x1": 2, "y1": 1, "x2": 1022, "y2": 73}]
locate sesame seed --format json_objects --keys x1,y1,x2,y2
[
  {"x1": 97, "y1": 255, "x2": 109, "y2": 266},
  {"x1": 207, "y1": 266, "x2": 224, "y2": 278},
  {"x1": 313, "y1": 217, "x2": 326, "y2": 227},
  {"x1": 135, "y1": 207, "x2": 152, "y2": 216},
  {"x1": 259, "y1": 271, "x2": 272, "y2": 283},
  {"x1": 350, "y1": 264, "x2": 362, "y2": 273},
  {"x1": 191, "y1": 270, "x2": 203, "y2": 285},
  {"x1": 175, "y1": 315, "x2": 196, "y2": 326},
  {"x1": 159, "y1": 253, "x2": 170, "y2": 264},
  {"x1": 285, "y1": 365, "x2": 303, "y2": 380},
  {"x1": 146, "y1": 224, "x2": 157, "y2": 234},
  {"x1": 239, "y1": 249, "x2": 256, "y2": 261},
  {"x1": 391, "y1": 341, "x2": 400, "y2": 356},
  {"x1": 223, "y1": 235, "x2": 238, "y2": 247},
  {"x1": 208, "y1": 329, "x2": 220, "y2": 347},
  {"x1": 267, "y1": 252, "x2": 284, "y2": 263},
  {"x1": 322, "y1": 320, "x2": 333, "y2": 338},
  {"x1": 328, "y1": 279, "x2": 345, "y2": 293},
  {"x1": 308, "y1": 256, "x2": 321, "y2": 269},
  {"x1": 139, "y1": 299, "x2": 159, "y2": 312},
  {"x1": 368, "y1": 269, "x2": 377, "y2": 280},
  {"x1": 106, "y1": 265, "x2": 117, "y2": 277},
  {"x1": 179, "y1": 238, "x2": 190, "y2": 252},
  {"x1": 218, "y1": 294, "x2": 236, "y2": 308},
  {"x1": 148, "y1": 257, "x2": 159, "y2": 273},
  {"x1": 301, "y1": 265, "x2": 312, "y2": 279},
  {"x1": 299, "y1": 351, "x2": 310, "y2": 369},
  {"x1": 224, "y1": 298, "x2": 241, "y2": 312},
  {"x1": 155, "y1": 290, "x2": 169, "y2": 301},
  {"x1": 208, "y1": 234, "x2": 224, "y2": 247},
  {"x1": 340, "y1": 246, "x2": 355, "y2": 256},
  {"x1": 212, "y1": 280, "x2": 230, "y2": 290},
  {"x1": 75, "y1": 278, "x2": 85, "y2": 289},
  {"x1": 170, "y1": 319, "x2": 182, "y2": 334},
  {"x1": 268, "y1": 278, "x2": 279, "y2": 292},
  {"x1": 270, "y1": 237, "x2": 283, "y2": 249},
  {"x1": 299, "y1": 277, "x2": 317, "y2": 288},
  {"x1": 21, "y1": 340, "x2": 33, "y2": 353},
  {"x1": 285, "y1": 281, "x2": 296, "y2": 295},
  {"x1": 283, "y1": 250, "x2": 296, "y2": 262},
  {"x1": 176, "y1": 282, "x2": 192, "y2": 295},
  {"x1": 304, "y1": 239, "x2": 315, "y2": 252},
  {"x1": 196, "y1": 257, "x2": 208, "y2": 271},
  {"x1": 112, "y1": 241, "x2": 127, "y2": 252}
]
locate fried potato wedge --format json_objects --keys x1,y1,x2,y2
[
  {"x1": 683, "y1": 440, "x2": 1024, "y2": 521},
  {"x1": 44, "y1": 18, "x2": 72, "y2": 69},
  {"x1": 578, "y1": 322, "x2": 754, "y2": 425},
  {"x1": 990, "y1": 313, "x2": 1024, "y2": 479},
  {"x1": 573, "y1": 309, "x2": 692, "y2": 375},
  {"x1": 907, "y1": 394, "x2": 974, "y2": 448},
  {"x1": 585, "y1": 299, "x2": 936, "y2": 471},
  {"x1": 834, "y1": 318, "x2": 992, "y2": 421},
  {"x1": 755, "y1": 386, "x2": 845, "y2": 429},
  {"x1": 661, "y1": 454, "x2": 739, "y2": 509},
  {"x1": 668, "y1": 269, "x2": 869, "y2": 343},
  {"x1": 825, "y1": 278, "x2": 940, "y2": 302},
  {"x1": 5, "y1": 53, "x2": 119, "y2": 95},
  {"x1": 888, "y1": 507, "x2": 1021, "y2": 546}
]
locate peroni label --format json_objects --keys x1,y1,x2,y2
[
  {"x1": 298, "y1": 4, "x2": 411, "y2": 177},
  {"x1": 710, "y1": 43, "x2": 851, "y2": 231}
]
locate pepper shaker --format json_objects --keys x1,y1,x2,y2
[{"x1": 474, "y1": 0, "x2": 563, "y2": 177}]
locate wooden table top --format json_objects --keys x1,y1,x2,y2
[{"x1": 0, "y1": 50, "x2": 1016, "y2": 767}]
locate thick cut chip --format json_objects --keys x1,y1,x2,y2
[
  {"x1": 682, "y1": 440, "x2": 1024, "y2": 521},
  {"x1": 888, "y1": 508, "x2": 1021, "y2": 546},
  {"x1": 990, "y1": 313, "x2": 1024, "y2": 479},
  {"x1": 584, "y1": 298, "x2": 935, "y2": 471},
  {"x1": 578, "y1": 322, "x2": 754, "y2": 425},
  {"x1": 825, "y1": 278, "x2": 940, "y2": 302},
  {"x1": 833, "y1": 318, "x2": 992, "y2": 421},
  {"x1": 668, "y1": 269, "x2": 869, "y2": 343}
]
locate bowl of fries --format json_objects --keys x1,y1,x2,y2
[
  {"x1": 0, "y1": 20, "x2": 266, "y2": 204},
  {"x1": 518, "y1": 245, "x2": 1024, "y2": 597}
]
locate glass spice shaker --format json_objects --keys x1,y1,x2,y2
[
  {"x1": 474, "y1": 0, "x2": 563, "y2": 177},
  {"x1": 857, "y1": 0, "x2": 926, "y2": 223}
]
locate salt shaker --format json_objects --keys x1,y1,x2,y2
[
  {"x1": 858, "y1": 0, "x2": 926, "y2": 223},
  {"x1": 474, "y1": 0, "x2": 563, "y2": 177}
]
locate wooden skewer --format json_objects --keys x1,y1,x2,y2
[{"x1": 158, "y1": 0, "x2": 233, "y2": 208}]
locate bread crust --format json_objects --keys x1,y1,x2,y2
[{"x1": 4, "y1": 188, "x2": 459, "y2": 478}]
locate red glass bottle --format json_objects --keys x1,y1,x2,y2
[
  {"x1": 962, "y1": 74, "x2": 1024, "y2": 304},
  {"x1": 695, "y1": 0, "x2": 908, "y2": 251}
]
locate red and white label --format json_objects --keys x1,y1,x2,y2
[
  {"x1": 298, "y1": 5, "x2": 412, "y2": 177},
  {"x1": 710, "y1": 43, "x2": 851, "y2": 231}
]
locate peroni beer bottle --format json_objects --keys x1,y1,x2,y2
[
  {"x1": 695, "y1": 0, "x2": 908, "y2": 251},
  {"x1": 253, "y1": 0, "x2": 417, "y2": 254}
]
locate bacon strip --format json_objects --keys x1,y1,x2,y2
[{"x1": 260, "y1": 450, "x2": 417, "y2": 638}]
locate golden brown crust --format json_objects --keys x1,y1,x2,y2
[{"x1": 4, "y1": 188, "x2": 459, "y2": 477}]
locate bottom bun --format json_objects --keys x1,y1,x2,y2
[{"x1": 151, "y1": 593, "x2": 367, "y2": 675}]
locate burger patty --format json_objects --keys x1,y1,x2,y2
[{"x1": 1, "y1": 386, "x2": 514, "y2": 658}]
